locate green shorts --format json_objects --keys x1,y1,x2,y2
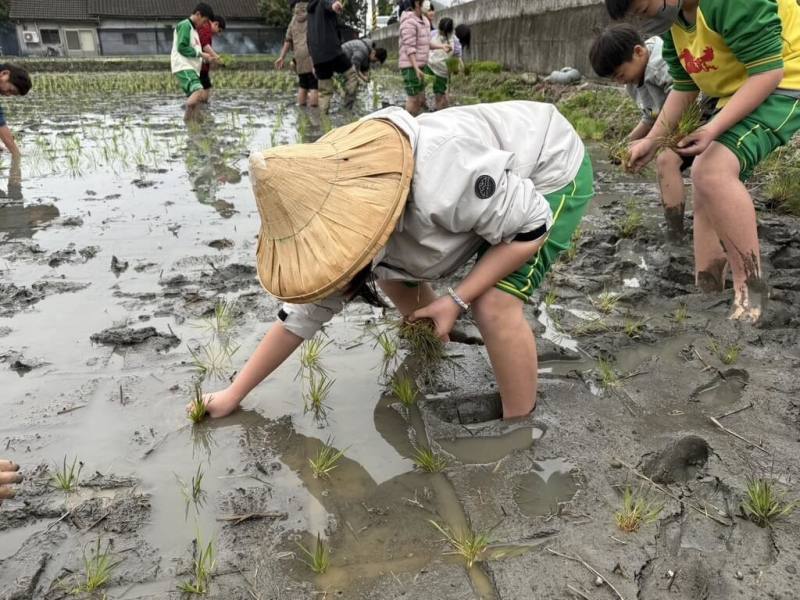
[
  {"x1": 175, "y1": 69, "x2": 203, "y2": 97},
  {"x1": 423, "y1": 65, "x2": 448, "y2": 95},
  {"x1": 716, "y1": 93, "x2": 800, "y2": 181},
  {"x1": 491, "y1": 151, "x2": 595, "y2": 302},
  {"x1": 401, "y1": 67, "x2": 425, "y2": 96}
]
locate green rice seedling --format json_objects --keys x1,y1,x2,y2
[
  {"x1": 607, "y1": 138, "x2": 633, "y2": 172},
  {"x1": 742, "y1": 477, "x2": 797, "y2": 527},
  {"x1": 392, "y1": 318, "x2": 447, "y2": 367},
  {"x1": 51, "y1": 456, "x2": 83, "y2": 492},
  {"x1": 178, "y1": 534, "x2": 216, "y2": 595},
  {"x1": 593, "y1": 290, "x2": 620, "y2": 314},
  {"x1": 562, "y1": 226, "x2": 583, "y2": 263},
  {"x1": 573, "y1": 318, "x2": 610, "y2": 336},
  {"x1": 672, "y1": 304, "x2": 689, "y2": 324},
  {"x1": 657, "y1": 101, "x2": 703, "y2": 151},
  {"x1": 429, "y1": 520, "x2": 491, "y2": 569},
  {"x1": 189, "y1": 340, "x2": 238, "y2": 381},
  {"x1": 544, "y1": 289, "x2": 558, "y2": 308},
  {"x1": 177, "y1": 464, "x2": 208, "y2": 518},
  {"x1": 616, "y1": 199, "x2": 643, "y2": 239},
  {"x1": 309, "y1": 438, "x2": 347, "y2": 479},
  {"x1": 413, "y1": 447, "x2": 447, "y2": 472},
  {"x1": 614, "y1": 486, "x2": 663, "y2": 532},
  {"x1": 374, "y1": 330, "x2": 399, "y2": 364},
  {"x1": 296, "y1": 533, "x2": 330, "y2": 574},
  {"x1": 198, "y1": 298, "x2": 236, "y2": 341},
  {"x1": 70, "y1": 538, "x2": 122, "y2": 594},
  {"x1": 303, "y1": 372, "x2": 334, "y2": 421},
  {"x1": 623, "y1": 316, "x2": 646, "y2": 339},
  {"x1": 720, "y1": 344, "x2": 742, "y2": 365},
  {"x1": 187, "y1": 383, "x2": 207, "y2": 424},
  {"x1": 391, "y1": 374, "x2": 418, "y2": 407},
  {"x1": 596, "y1": 358, "x2": 620, "y2": 389},
  {"x1": 298, "y1": 335, "x2": 332, "y2": 380}
]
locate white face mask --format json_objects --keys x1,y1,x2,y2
[{"x1": 642, "y1": 0, "x2": 684, "y2": 36}]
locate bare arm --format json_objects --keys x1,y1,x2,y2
[
  {"x1": 201, "y1": 321, "x2": 303, "y2": 418},
  {"x1": 275, "y1": 40, "x2": 292, "y2": 69},
  {"x1": 0, "y1": 126, "x2": 20, "y2": 157},
  {"x1": 628, "y1": 120, "x2": 653, "y2": 141}
]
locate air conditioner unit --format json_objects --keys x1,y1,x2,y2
[{"x1": 23, "y1": 31, "x2": 40, "y2": 44}]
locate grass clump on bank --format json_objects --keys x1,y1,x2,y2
[
  {"x1": 742, "y1": 477, "x2": 797, "y2": 527},
  {"x1": 413, "y1": 447, "x2": 448, "y2": 473},
  {"x1": 68, "y1": 538, "x2": 122, "y2": 594},
  {"x1": 615, "y1": 486, "x2": 663, "y2": 532}
]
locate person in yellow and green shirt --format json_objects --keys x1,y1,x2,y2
[{"x1": 605, "y1": 0, "x2": 800, "y2": 322}]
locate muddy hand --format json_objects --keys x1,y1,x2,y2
[
  {"x1": 0, "y1": 459, "x2": 23, "y2": 502},
  {"x1": 190, "y1": 388, "x2": 242, "y2": 419},
  {"x1": 627, "y1": 137, "x2": 658, "y2": 173},
  {"x1": 408, "y1": 295, "x2": 459, "y2": 342}
]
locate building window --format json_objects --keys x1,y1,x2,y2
[
  {"x1": 65, "y1": 30, "x2": 81, "y2": 50},
  {"x1": 40, "y1": 29, "x2": 60, "y2": 45},
  {"x1": 122, "y1": 32, "x2": 138, "y2": 45}
]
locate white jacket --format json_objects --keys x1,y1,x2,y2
[
  {"x1": 281, "y1": 101, "x2": 585, "y2": 339},
  {"x1": 170, "y1": 18, "x2": 202, "y2": 74}
]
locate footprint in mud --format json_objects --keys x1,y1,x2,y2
[
  {"x1": 642, "y1": 435, "x2": 711, "y2": 484},
  {"x1": 512, "y1": 458, "x2": 578, "y2": 517},
  {"x1": 690, "y1": 369, "x2": 749, "y2": 406}
]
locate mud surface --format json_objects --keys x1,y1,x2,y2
[{"x1": 2, "y1": 81, "x2": 800, "y2": 599}]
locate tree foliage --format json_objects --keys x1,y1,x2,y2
[
  {"x1": 258, "y1": 0, "x2": 292, "y2": 28},
  {"x1": 377, "y1": 0, "x2": 394, "y2": 16}
]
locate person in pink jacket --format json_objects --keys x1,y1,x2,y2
[{"x1": 399, "y1": 0, "x2": 449, "y2": 115}]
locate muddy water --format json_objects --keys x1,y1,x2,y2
[{"x1": 512, "y1": 458, "x2": 578, "y2": 518}]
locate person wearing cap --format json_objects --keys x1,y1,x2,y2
[
  {"x1": 194, "y1": 101, "x2": 594, "y2": 421},
  {"x1": 0, "y1": 459, "x2": 22, "y2": 505}
]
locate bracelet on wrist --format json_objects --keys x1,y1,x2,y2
[{"x1": 447, "y1": 287, "x2": 470, "y2": 312}]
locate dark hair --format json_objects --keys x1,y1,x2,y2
[
  {"x1": 0, "y1": 64, "x2": 31, "y2": 96},
  {"x1": 193, "y1": 3, "x2": 214, "y2": 18},
  {"x1": 345, "y1": 265, "x2": 386, "y2": 308},
  {"x1": 438, "y1": 17, "x2": 454, "y2": 36},
  {"x1": 588, "y1": 24, "x2": 643, "y2": 77},
  {"x1": 213, "y1": 15, "x2": 226, "y2": 29},
  {"x1": 605, "y1": 0, "x2": 634, "y2": 20},
  {"x1": 374, "y1": 47, "x2": 388, "y2": 64},
  {"x1": 454, "y1": 24, "x2": 470, "y2": 50}
]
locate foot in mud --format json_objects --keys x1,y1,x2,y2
[
  {"x1": 0, "y1": 459, "x2": 23, "y2": 503},
  {"x1": 663, "y1": 204, "x2": 685, "y2": 241},
  {"x1": 696, "y1": 258, "x2": 728, "y2": 293},
  {"x1": 729, "y1": 278, "x2": 768, "y2": 323}
]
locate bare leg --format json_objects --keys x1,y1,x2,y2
[
  {"x1": 184, "y1": 89, "x2": 205, "y2": 122},
  {"x1": 405, "y1": 94, "x2": 420, "y2": 116},
  {"x1": 472, "y1": 288, "x2": 537, "y2": 419},
  {"x1": 691, "y1": 142, "x2": 763, "y2": 321},
  {"x1": 656, "y1": 149, "x2": 686, "y2": 240},
  {"x1": 378, "y1": 280, "x2": 437, "y2": 317},
  {"x1": 308, "y1": 89, "x2": 319, "y2": 107},
  {"x1": 297, "y1": 88, "x2": 308, "y2": 106}
]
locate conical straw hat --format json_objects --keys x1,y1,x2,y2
[{"x1": 250, "y1": 118, "x2": 414, "y2": 303}]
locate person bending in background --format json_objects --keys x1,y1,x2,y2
[
  {"x1": 198, "y1": 15, "x2": 226, "y2": 103},
  {"x1": 341, "y1": 37, "x2": 388, "y2": 83},
  {"x1": 0, "y1": 64, "x2": 32, "y2": 157}
]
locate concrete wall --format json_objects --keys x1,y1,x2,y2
[{"x1": 372, "y1": 0, "x2": 610, "y2": 77}]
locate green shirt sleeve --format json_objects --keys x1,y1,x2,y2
[
  {"x1": 702, "y1": 0, "x2": 784, "y2": 75},
  {"x1": 662, "y1": 30, "x2": 699, "y2": 92},
  {"x1": 176, "y1": 20, "x2": 199, "y2": 58}
]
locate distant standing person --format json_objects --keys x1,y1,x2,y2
[
  {"x1": 341, "y1": 38, "x2": 388, "y2": 82},
  {"x1": 307, "y1": 0, "x2": 359, "y2": 113},
  {"x1": 171, "y1": 3, "x2": 214, "y2": 121},
  {"x1": 276, "y1": 2, "x2": 319, "y2": 107},
  {"x1": 0, "y1": 64, "x2": 32, "y2": 156},
  {"x1": 425, "y1": 17, "x2": 456, "y2": 110},
  {"x1": 399, "y1": 0, "x2": 448, "y2": 115},
  {"x1": 455, "y1": 23, "x2": 471, "y2": 55},
  {"x1": 198, "y1": 15, "x2": 226, "y2": 103}
]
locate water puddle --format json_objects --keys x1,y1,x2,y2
[
  {"x1": 513, "y1": 459, "x2": 578, "y2": 518},
  {"x1": 690, "y1": 369, "x2": 748, "y2": 406},
  {"x1": 438, "y1": 426, "x2": 545, "y2": 465}
]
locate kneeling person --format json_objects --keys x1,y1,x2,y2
[{"x1": 196, "y1": 101, "x2": 594, "y2": 421}]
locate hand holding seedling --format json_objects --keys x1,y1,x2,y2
[
  {"x1": 675, "y1": 126, "x2": 715, "y2": 156},
  {"x1": 627, "y1": 137, "x2": 658, "y2": 173},
  {"x1": 0, "y1": 459, "x2": 22, "y2": 504},
  {"x1": 409, "y1": 296, "x2": 460, "y2": 342}
]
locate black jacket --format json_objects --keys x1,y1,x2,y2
[{"x1": 307, "y1": 0, "x2": 343, "y2": 64}]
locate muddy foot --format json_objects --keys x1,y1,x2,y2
[{"x1": 696, "y1": 259, "x2": 728, "y2": 293}]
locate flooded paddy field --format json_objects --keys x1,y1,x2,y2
[{"x1": 1, "y1": 74, "x2": 800, "y2": 600}]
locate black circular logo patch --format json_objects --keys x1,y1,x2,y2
[{"x1": 474, "y1": 175, "x2": 496, "y2": 199}]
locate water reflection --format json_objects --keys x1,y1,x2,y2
[
  {"x1": 184, "y1": 123, "x2": 242, "y2": 219},
  {"x1": 0, "y1": 156, "x2": 60, "y2": 239}
]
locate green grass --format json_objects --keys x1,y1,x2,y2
[
  {"x1": 70, "y1": 538, "x2": 122, "y2": 594},
  {"x1": 742, "y1": 477, "x2": 797, "y2": 527},
  {"x1": 623, "y1": 316, "x2": 646, "y2": 339},
  {"x1": 543, "y1": 289, "x2": 558, "y2": 308},
  {"x1": 429, "y1": 521, "x2": 491, "y2": 569},
  {"x1": 562, "y1": 226, "x2": 583, "y2": 263},
  {"x1": 466, "y1": 60, "x2": 503, "y2": 74},
  {"x1": 178, "y1": 534, "x2": 216, "y2": 595},
  {"x1": 672, "y1": 304, "x2": 689, "y2": 324},
  {"x1": 391, "y1": 374, "x2": 418, "y2": 407},
  {"x1": 720, "y1": 344, "x2": 742, "y2": 365},
  {"x1": 298, "y1": 335, "x2": 332, "y2": 380},
  {"x1": 596, "y1": 358, "x2": 620, "y2": 390},
  {"x1": 573, "y1": 318, "x2": 610, "y2": 336},
  {"x1": 614, "y1": 487, "x2": 663, "y2": 533},
  {"x1": 413, "y1": 447, "x2": 448, "y2": 473},
  {"x1": 187, "y1": 382, "x2": 208, "y2": 424},
  {"x1": 177, "y1": 464, "x2": 208, "y2": 518},
  {"x1": 309, "y1": 438, "x2": 347, "y2": 479},
  {"x1": 303, "y1": 372, "x2": 335, "y2": 421},
  {"x1": 374, "y1": 330, "x2": 398, "y2": 363},
  {"x1": 296, "y1": 533, "x2": 330, "y2": 574},
  {"x1": 392, "y1": 319, "x2": 448, "y2": 381},
  {"x1": 559, "y1": 89, "x2": 639, "y2": 142},
  {"x1": 593, "y1": 290, "x2": 620, "y2": 314},
  {"x1": 616, "y1": 200, "x2": 643, "y2": 239},
  {"x1": 51, "y1": 456, "x2": 83, "y2": 492}
]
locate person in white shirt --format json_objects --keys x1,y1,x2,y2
[{"x1": 193, "y1": 101, "x2": 594, "y2": 421}]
